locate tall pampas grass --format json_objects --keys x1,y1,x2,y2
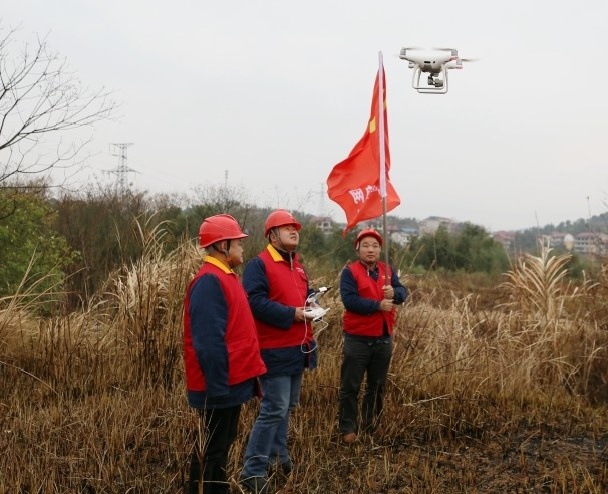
[{"x1": 2, "y1": 232, "x2": 608, "y2": 492}]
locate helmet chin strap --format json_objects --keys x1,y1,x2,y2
[
  {"x1": 223, "y1": 239, "x2": 234, "y2": 268},
  {"x1": 210, "y1": 241, "x2": 234, "y2": 268},
  {"x1": 270, "y1": 227, "x2": 295, "y2": 270},
  {"x1": 271, "y1": 227, "x2": 295, "y2": 253}
]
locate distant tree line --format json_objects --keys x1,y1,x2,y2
[
  {"x1": 406, "y1": 223, "x2": 510, "y2": 276},
  {"x1": 2, "y1": 181, "x2": 601, "y2": 311}
]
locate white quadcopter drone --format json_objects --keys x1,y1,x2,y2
[
  {"x1": 398, "y1": 47, "x2": 474, "y2": 94},
  {"x1": 303, "y1": 286, "x2": 330, "y2": 321}
]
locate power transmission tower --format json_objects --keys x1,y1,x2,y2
[
  {"x1": 318, "y1": 182, "x2": 326, "y2": 216},
  {"x1": 108, "y1": 143, "x2": 136, "y2": 195}
]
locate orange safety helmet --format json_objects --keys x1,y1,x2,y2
[
  {"x1": 264, "y1": 209, "x2": 302, "y2": 237},
  {"x1": 199, "y1": 214, "x2": 248, "y2": 248},
  {"x1": 354, "y1": 228, "x2": 383, "y2": 250}
]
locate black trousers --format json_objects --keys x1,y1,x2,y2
[
  {"x1": 338, "y1": 335, "x2": 393, "y2": 434},
  {"x1": 188, "y1": 405, "x2": 241, "y2": 494}
]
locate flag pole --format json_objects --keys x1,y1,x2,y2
[{"x1": 378, "y1": 51, "x2": 390, "y2": 284}]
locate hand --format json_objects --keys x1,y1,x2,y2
[
  {"x1": 294, "y1": 307, "x2": 307, "y2": 322},
  {"x1": 379, "y1": 299, "x2": 393, "y2": 312},
  {"x1": 382, "y1": 285, "x2": 395, "y2": 300}
]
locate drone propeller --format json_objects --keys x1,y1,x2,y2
[
  {"x1": 432, "y1": 47, "x2": 459, "y2": 57},
  {"x1": 459, "y1": 57, "x2": 479, "y2": 62}
]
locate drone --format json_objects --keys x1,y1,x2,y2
[
  {"x1": 398, "y1": 47, "x2": 474, "y2": 94},
  {"x1": 304, "y1": 286, "x2": 330, "y2": 321}
]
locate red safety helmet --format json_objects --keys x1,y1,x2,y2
[
  {"x1": 199, "y1": 214, "x2": 248, "y2": 248},
  {"x1": 264, "y1": 209, "x2": 301, "y2": 237},
  {"x1": 354, "y1": 228, "x2": 383, "y2": 250}
]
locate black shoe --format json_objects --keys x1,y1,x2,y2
[
  {"x1": 240, "y1": 476, "x2": 273, "y2": 494},
  {"x1": 268, "y1": 458, "x2": 293, "y2": 476},
  {"x1": 280, "y1": 459, "x2": 293, "y2": 475}
]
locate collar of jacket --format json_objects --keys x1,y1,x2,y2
[
  {"x1": 358, "y1": 260, "x2": 379, "y2": 276},
  {"x1": 203, "y1": 254, "x2": 235, "y2": 274},
  {"x1": 267, "y1": 244, "x2": 295, "y2": 263}
]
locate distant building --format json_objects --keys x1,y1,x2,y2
[
  {"x1": 492, "y1": 231, "x2": 516, "y2": 251},
  {"x1": 311, "y1": 216, "x2": 334, "y2": 234},
  {"x1": 573, "y1": 232, "x2": 608, "y2": 255},
  {"x1": 549, "y1": 231, "x2": 566, "y2": 248},
  {"x1": 390, "y1": 227, "x2": 418, "y2": 246},
  {"x1": 419, "y1": 216, "x2": 457, "y2": 235},
  {"x1": 540, "y1": 231, "x2": 576, "y2": 251},
  {"x1": 358, "y1": 219, "x2": 384, "y2": 231},
  {"x1": 355, "y1": 220, "x2": 413, "y2": 246}
]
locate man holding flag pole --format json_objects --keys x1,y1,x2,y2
[{"x1": 327, "y1": 52, "x2": 408, "y2": 443}]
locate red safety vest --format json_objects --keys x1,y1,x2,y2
[
  {"x1": 342, "y1": 261, "x2": 396, "y2": 337},
  {"x1": 255, "y1": 246, "x2": 313, "y2": 349},
  {"x1": 183, "y1": 258, "x2": 266, "y2": 392}
]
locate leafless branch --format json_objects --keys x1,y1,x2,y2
[{"x1": 0, "y1": 23, "x2": 119, "y2": 185}]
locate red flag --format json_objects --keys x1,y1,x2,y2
[{"x1": 326, "y1": 65, "x2": 400, "y2": 234}]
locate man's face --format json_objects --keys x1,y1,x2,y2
[
  {"x1": 227, "y1": 238, "x2": 245, "y2": 266},
  {"x1": 357, "y1": 236, "x2": 381, "y2": 265},
  {"x1": 272, "y1": 225, "x2": 299, "y2": 251}
]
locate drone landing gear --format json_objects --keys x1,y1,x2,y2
[{"x1": 413, "y1": 66, "x2": 448, "y2": 94}]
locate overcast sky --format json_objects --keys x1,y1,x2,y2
[{"x1": 3, "y1": 0, "x2": 608, "y2": 231}]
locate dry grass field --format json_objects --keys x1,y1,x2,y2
[{"x1": 2, "y1": 236, "x2": 608, "y2": 493}]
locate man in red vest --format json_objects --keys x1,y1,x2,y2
[
  {"x1": 338, "y1": 228, "x2": 408, "y2": 444},
  {"x1": 183, "y1": 214, "x2": 267, "y2": 494},
  {"x1": 239, "y1": 209, "x2": 317, "y2": 494}
]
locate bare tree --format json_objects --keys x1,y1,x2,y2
[
  {"x1": 191, "y1": 183, "x2": 253, "y2": 214},
  {"x1": 0, "y1": 23, "x2": 118, "y2": 186}
]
